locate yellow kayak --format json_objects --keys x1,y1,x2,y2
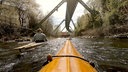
[{"x1": 40, "y1": 40, "x2": 97, "y2": 72}]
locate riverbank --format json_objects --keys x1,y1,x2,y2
[
  {"x1": 0, "y1": 36, "x2": 56, "y2": 42},
  {"x1": 79, "y1": 28, "x2": 128, "y2": 39}
]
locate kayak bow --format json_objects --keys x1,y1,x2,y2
[{"x1": 40, "y1": 40, "x2": 97, "y2": 72}]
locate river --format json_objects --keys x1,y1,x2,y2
[{"x1": 0, "y1": 38, "x2": 128, "y2": 72}]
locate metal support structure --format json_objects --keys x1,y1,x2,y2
[
  {"x1": 38, "y1": 0, "x2": 66, "y2": 26},
  {"x1": 37, "y1": 0, "x2": 93, "y2": 33},
  {"x1": 78, "y1": 0, "x2": 93, "y2": 14},
  {"x1": 71, "y1": 19, "x2": 76, "y2": 29},
  {"x1": 65, "y1": 0, "x2": 93, "y2": 32},
  {"x1": 53, "y1": 19, "x2": 65, "y2": 32},
  {"x1": 69, "y1": 26, "x2": 73, "y2": 31},
  {"x1": 61, "y1": 26, "x2": 65, "y2": 32},
  {"x1": 65, "y1": 0, "x2": 78, "y2": 32}
]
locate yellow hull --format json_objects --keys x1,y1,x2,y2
[{"x1": 40, "y1": 40, "x2": 97, "y2": 72}]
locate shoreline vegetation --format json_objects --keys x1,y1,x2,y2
[
  {"x1": 0, "y1": 0, "x2": 58, "y2": 42},
  {"x1": 0, "y1": 0, "x2": 128, "y2": 42},
  {"x1": 74, "y1": 0, "x2": 128, "y2": 38},
  {"x1": 0, "y1": 36, "x2": 56, "y2": 43}
]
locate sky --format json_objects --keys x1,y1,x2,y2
[{"x1": 35, "y1": 0, "x2": 89, "y2": 31}]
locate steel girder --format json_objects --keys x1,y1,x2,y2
[{"x1": 38, "y1": 0, "x2": 93, "y2": 32}]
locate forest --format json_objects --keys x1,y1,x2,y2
[
  {"x1": 0, "y1": 0, "x2": 128, "y2": 72},
  {"x1": 74, "y1": 0, "x2": 128, "y2": 37},
  {"x1": 0, "y1": 0, "x2": 57, "y2": 41},
  {"x1": 0, "y1": 0, "x2": 128, "y2": 41}
]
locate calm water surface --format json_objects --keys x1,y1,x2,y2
[{"x1": 0, "y1": 38, "x2": 128, "y2": 72}]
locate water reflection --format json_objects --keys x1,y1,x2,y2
[{"x1": 0, "y1": 38, "x2": 128, "y2": 72}]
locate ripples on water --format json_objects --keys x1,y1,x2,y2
[
  {"x1": 0, "y1": 38, "x2": 66, "y2": 72},
  {"x1": 72, "y1": 38, "x2": 128, "y2": 72},
  {"x1": 0, "y1": 38, "x2": 128, "y2": 72}
]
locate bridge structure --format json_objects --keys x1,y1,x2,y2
[{"x1": 38, "y1": 0, "x2": 94, "y2": 33}]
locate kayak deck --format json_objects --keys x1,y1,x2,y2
[{"x1": 40, "y1": 40, "x2": 97, "y2": 72}]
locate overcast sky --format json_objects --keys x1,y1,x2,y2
[{"x1": 35, "y1": 0, "x2": 89, "y2": 31}]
